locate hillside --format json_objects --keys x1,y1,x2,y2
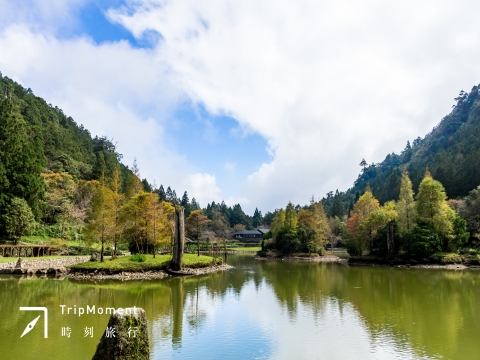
[{"x1": 323, "y1": 84, "x2": 480, "y2": 215}]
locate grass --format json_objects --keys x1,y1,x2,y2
[
  {"x1": 71, "y1": 254, "x2": 222, "y2": 273},
  {"x1": 230, "y1": 247, "x2": 261, "y2": 251}
]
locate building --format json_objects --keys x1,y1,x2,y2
[{"x1": 233, "y1": 229, "x2": 270, "y2": 242}]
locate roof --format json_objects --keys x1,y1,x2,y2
[
  {"x1": 257, "y1": 229, "x2": 270, "y2": 234},
  {"x1": 234, "y1": 230, "x2": 263, "y2": 235}
]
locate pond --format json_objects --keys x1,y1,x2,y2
[{"x1": 0, "y1": 255, "x2": 479, "y2": 359}]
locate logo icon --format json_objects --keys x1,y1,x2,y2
[{"x1": 19, "y1": 307, "x2": 48, "y2": 338}]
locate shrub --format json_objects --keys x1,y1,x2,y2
[
  {"x1": 130, "y1": 254, "x2": 146, "y2": 262},
  {"x1": 404, "y1": 224, "x2": 442, "y2": 259}
]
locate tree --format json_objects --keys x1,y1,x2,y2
[
  {"x1": 186, "y1": 210, "x2": 211, "y2": 256},
  {"x1": 3, "y1": 197, "x2": 35, "y2": 244},
  {"x1": 396, "y1": 172, "x2": 416, "y2": 233},
  {"x1": 416, "y1": 171, "x2": 455, "y2": 249},
  {"x1": 142, "y1": 178, "x2": 152, "y2": 192},
  {"x1": 85, "y1": 175, "x2": 115, "y2": 262},
  {"x1": 109, "y1": 167, "x2": 124, "y2": 256},
  {"x1": 345, "y1": 187, "x2": 380, "y2": 255},
  {"x1": 270, "y1": 209, "x2": 285, "y2": 241},
  {"x1": 252, "y1": 208, "x2": 263, "y2": 228},
  {"x1": 330, "y1": 190, "x2": 345, "y2": 218},
  {"x1": 284, "y1": 202, "x2": 298, "y2": 230},
  {"x1": 365, "y1": 201, "x2": 397, "y2": 257},
  {"x1": 459, "y1": 186, "x2": 480, "y2": 242},
  {"x1": 181, "y1": 191, "x2": 191, "y2": 216},
  {"x1": 158, "y1": 185, "x2": 167, "y2": 202},
  {"x1": 0, "y1": 98, "x2": 45, "y2": 221},
  {"x1": 125, "y1": 158, "x2": 142, "y2": 199},
  {"x1": 41, "y1": 172, "x2": 76, "y2": 236}
]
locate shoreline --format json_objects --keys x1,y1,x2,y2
[
  {"x1": 67, "y1": 263, "x2": 234, "y2": 280},
  {"x1": 255, "y1": 254, "x2": 346, "y2": 262}
]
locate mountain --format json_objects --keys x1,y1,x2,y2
[
  {"x1": 0, "y1": 74, "x2": 132, "y2": 221},
  {"x1": 323, "y1": 84, "x2": 480, "y2": 215}
]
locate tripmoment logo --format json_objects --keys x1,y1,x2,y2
[
  {"x1": 19, "y1": 307, "x2": 48, "y2": 338},
  {"x1": 19, "y1": 305, "x2": 138, "y2": 339}
]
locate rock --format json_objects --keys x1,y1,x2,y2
[
  {"x1": 92, "y1": 307, "x2": 149, "y2": 360},
  {"x1": 90, "y1": 253, "x2": 99, "y2": 262},
  {"x1": 15, "y1": 258, "x2": 23, "y2": 269}
]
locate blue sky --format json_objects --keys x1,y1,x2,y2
[{"x1": 1, "y1": 0, "x2": 479, "y2": 214}]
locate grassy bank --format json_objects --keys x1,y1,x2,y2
[
  {"x1": 71, "y1": 254, "x2": 222, "y2": 273},
  {"x1": 349, "y1": 252, "x2": 480, "y2": 266},
  {"x1": 230, "y1": 247, "x2": 261, "y2": 251}
]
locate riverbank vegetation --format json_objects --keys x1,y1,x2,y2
[
  {"x1": 0, "y1": 75, "x2": 266, "y2": 262},
  {"x1": 71, "y1": 254, "x2": 222, "y2": 273}
]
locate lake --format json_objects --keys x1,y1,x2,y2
[{"x1": 0, "y1": 255, "x2": 479, "y2": 359}]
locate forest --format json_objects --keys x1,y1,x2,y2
[
  {"x1": 1, "y1": 72, "x2": 480, "y2": 261},
  {"x1": 0, "y1": 75, "x2": 263, "y2": 260}
]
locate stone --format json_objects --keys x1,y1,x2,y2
[
  {"x1": 15, "y1": 258, "x2": 23, "y2": 269},
  {"x1": 92, "y1": 307, "x2": 149, "y2": 360}
]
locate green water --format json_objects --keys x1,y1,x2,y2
[{"x1": 1, "y1": 255, "x2": 479, "y2": 359}]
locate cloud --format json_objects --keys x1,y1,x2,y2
[
  {"x1": 3, "y1": 1, "x2": 480, "y2": 214},
  {"x1": 181, "y1": 173, "x2": 222, "y2": 207},
  {"x1": 107, "y1": 0, "x2": 480, "y2": 212}
]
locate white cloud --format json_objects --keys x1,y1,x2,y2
[
  {"x1": 108, "y1": 0, "x2": 480, "y2": 212},
  {"x1": 3, "y1": 1, "x2": 480, "y2": 213},
  {"x1": 181, "y1": 173, "x2": 222, "y2": 207}
]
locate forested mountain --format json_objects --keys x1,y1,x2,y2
[
  {"x1": 323, "y1": 84, "x2": 480, "y2": 216},
  {"x1": 0, "y1": 74, "x2": 132, "y2": 235}
]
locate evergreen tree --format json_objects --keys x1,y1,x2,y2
[
  {"x1": 330, "y1": 190, "x2": 345, "y2": 218},
  {"x1": 181, "y1": 191, "x2": 191, "y2": 216},
  {"x1": 0, "y1": 98, "x2": 45, "y2": 220},
  {"x1": 252, "y1": 208, "x2": 263, "y2": 228},
  {"x1": 3, "y1": 197, "x2": 36, "y2": 244},
  {"x1": 165, "y1": 186, "x2": 174, "y2": 203},
  {"x1": 142, "y1": 178, "x2": 152, "y2": 192},
  {"x1": 158, "y1": 185, "x2": 166, "y2": 202}
]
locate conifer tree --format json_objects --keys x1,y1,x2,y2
[
  {"x1": 109, "y1": 167, "x2": 124, "y2": 256},
  {"x1": 416, "y1": 170, "x2": 455, "y2": 248},
  {"x1": 396, "y1": 172, "x2": 416, "y2": 233},
  {"x1": 284, "y1": 202, "x2": 298, "y2": 230}
]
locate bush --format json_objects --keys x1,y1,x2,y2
[
  {"x1": 404, "y1": 225, "x2": 442, "y2": 259},
  {"x1": 130, "y1": 254, "x2": 146, "y2": 262}
]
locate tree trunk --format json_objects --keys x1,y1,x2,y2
[
  {"x1": 387, "y1": 222, "x2": 395, "y2": 258},
  {"x1": 171, "y1": 208, "x2": 185, "y2": 271}
]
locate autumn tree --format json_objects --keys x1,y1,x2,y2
[
  {"x1": 345, "y1": 187, "x2": 380, "y2": 255},
  {"x1": 416, "y1": 171, "x2": 455, "y2": 249},
  {"x1": 396, "y1": 172, "x2": 416, "y2": 233},
  {"x1": 85, "y1": 175, "x2": 115, "y2": 262},
  {"x1": 109, "y1": 167, "x2": 124, "y2": 256},
  {"x1": 125, "y1": 158, "x2": 142, "y2": 199},
  {"x1": 186, "y1": 209, "x2": 211, "y2": 256}
]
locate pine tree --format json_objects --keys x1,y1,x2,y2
[
  {"x1": 109, "y1": 167, "x2": 124, "y2": 256},
  {"x1": 330, "y1": 190, "x2": 345, "y2": 218},
  {"x1": 158, "y1": 185, "x2": 166, "y2": 202},
  {"x1": 181, "y1": 191, "x2": 191, "y2": 216}
]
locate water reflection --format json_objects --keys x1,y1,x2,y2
[{"x1": 0, "y1": 256, "x2": 479, "y2": 359}]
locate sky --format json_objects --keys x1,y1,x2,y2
[{"x1": 1, "y1": 0, "x2": 480, "y2": 215}]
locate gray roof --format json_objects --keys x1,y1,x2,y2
[
  {"x1": 234, "y1": 230, "x2": 262, "y2": 235},
  {"x1": 257, "y1": 229, "x2": 270, "y2": 234}
]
